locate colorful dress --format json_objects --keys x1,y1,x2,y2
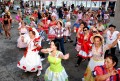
[
  {"x1": 48, "y1": 21, "x2": 57, "y2": 40},
  {"x1": 84, "y1": 45, "x2": 108, "y2": 81},
  {"x1": 42, "y1": 17, "x2": 49, "y2": 34},
  {"x1": 77, "y1": 33, "x2": 93, "y2": 58},
  {"x1": 94, "y1": 66, "x2": 120, "y2": 81},
  {"x1": 17, "y1": 37, "x2": 42, "y2": 72},
  {"x1": 44, "y1": 51, "x2": 68, "y2": 81}
]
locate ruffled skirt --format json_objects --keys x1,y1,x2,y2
[
  {"x1": 77, "y1": 50, "x2": 92, "y2": 58},
  {"x1": 84, "y1": 58, "x2": 104, "y2": 81},
  {"x1": 44, "y1": 67, "x2": 68, "y2": 81},
  {"x1": 17, "y1": 50, "x2": 42, "y2": 72}
]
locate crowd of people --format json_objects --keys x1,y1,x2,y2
[{"x1": 0, "y1": 4, "x2": 120, "y2": 81}]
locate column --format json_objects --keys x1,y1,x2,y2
[{"x1": 115, "y1": 0, "x2": 120, "y2": 27}]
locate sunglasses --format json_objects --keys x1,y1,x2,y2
[
  {"x1": 92, "y1": 31, "x2": 97, "y2": 33},
  {"x1": 83, "y1": 29, "x2": 87, "y2": 31}
]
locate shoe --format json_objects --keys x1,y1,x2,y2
[
  {"x1": 24, "y1": 70, "x2": 27, "y2": 72},
  {"x1": 73, "y1": 43, "x2": 76, "y2": 46},
  {"x1": 48, "y1": 41, "x2": 51, "y2": 44},
  {"x1": 70, "y1": 40, "x2": 73, "y2": 43},
  {"x1": 75, "y1": 55, "x2": 78, "y2": 58},
  {"x1": 82, "y1": 59, "x2": 86, "y2": 62},
  {"x1": 75, "y1": 64, "x2": 79, "y2": 67},
  {"x1": 0, "y1": 33, "x2": 3, "y2": 35},
  {"x1": 37, "y1": 70, "x2": 41, "y2": 76},
  {"x1": 41, "y1": 58, "x2": 45, "y2": 61},
  {"x1": 82, "y1": 78, "x2": 84, "y2": 81},
  {"x1": 46, "y1": 39, "x2": 49, "y2": 41}
]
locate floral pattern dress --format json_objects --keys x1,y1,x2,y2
[{"x1": 84, "y1": 45, "x2": 108, "y2": 81}]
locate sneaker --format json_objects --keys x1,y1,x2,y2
[
  {"x1": 46, "y1": 39, "x2": 49, "y2": 41},
  {"x1": 82, "y1": 78, "x2": 84, "y2": 81},
  {"x1": 41, "y1": 58, "x2": 45, "y2": 61},
  {"x1": 48, "y1": 41, "x2": 51, "y2": 44},
  {"x1": 37, "y1": 70, "x2": 41, "y2": 76},
  {"x1": 24, "y1": 70, "x2": 27, "y2": 72},
  {"x1": 70, "y1": 40, "x2": 73, "y2": 43}
]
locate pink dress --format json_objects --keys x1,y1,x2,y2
[{"x1": 17, "y1": 27, "x2": 28, "y2": 48}]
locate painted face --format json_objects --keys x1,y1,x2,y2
[
  {"x1": 104, "y1": 57, "x2": 115, "y2": 69},
  {"x1": 94, "y1": 37, "x2": 102, "y2": 47}
]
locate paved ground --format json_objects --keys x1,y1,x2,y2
[{"x1": 0, "y1": 13, "x2": 120, "y2": 81}]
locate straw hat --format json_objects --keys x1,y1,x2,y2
[
  {"x1": 91, "y1": 34, "x2": 104, "y2": 44},
  {"x1": 38, "y1": 22, "x2": 44, "y2": 27},
  {"x1": 57, "y1": 19, "x2": 63, "y2": 26},
  {"x1": 34, "y1": 10, "x2": 38, "y2": 13},
  {"x1": 30, "y1": 16, "x2": 35, "y2": 21}
]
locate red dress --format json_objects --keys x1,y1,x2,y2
[
  {"x1": 42, "y1": 17, "x2": 49, "y2": 34},
  {"x1": 48, "y1": 21, "x2": 57, "y2": 40},
  {"x1": 77, "y1": 33, "x2": 93, "y2": 58},
  {"x1": 49, "y1": 21, "x2": 57, "y2": 27}
]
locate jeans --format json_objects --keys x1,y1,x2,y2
[{"x1": 54, "y1": 37, "x2": 65, "y2": 55}]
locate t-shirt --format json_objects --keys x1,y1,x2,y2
[
  {"x1": 73, "y1": 23, "x2": 80, "y2": 28},
  {"x1": 104, "y1": 14, "x2": 109, "y2": 19},
  {"x1": 106, "y1": 30, "x2": 119, "y2": 47}
]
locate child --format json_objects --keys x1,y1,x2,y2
[{"x1": 63, "y1": 16, "x2": 73, "y2": 43}]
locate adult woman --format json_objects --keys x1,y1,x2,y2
[
  {"x1": 84, "y1": 34, "x2": 120, "y2": 81},
  {"x1": 41, "y1": 41, "x2": 69, "y2": 81},
  {"x1": 96, "y1": 20, "x2": 105, "y2": 35},
  {"x1": 41, "y1": 13, "x2": 49, "y2": 34},
  {"x1": 48, "y1": 13, "x2": 57, "y2": 41},
  {"x1": 94, "y1": 54, "x2": 120, "y2": 81},
  {"x1": 29, "y1": 16, "x2": 37, "y2": 27},
  {"x1": 2, "y1": 14, "x2": 11, "y2": 39},
  {"x1": 75, "y1": 22, "x2": 87, "y2": 52},
  {"x1": 75, "y1": 27, "x2": 92, "y2": 67},
  {"x1": 17, "y1": 28, "x2": 42, "y2": 76}
]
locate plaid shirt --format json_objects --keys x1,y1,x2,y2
[{"x1": 54, "y1": 27, "x2": 65, "y2": 38}]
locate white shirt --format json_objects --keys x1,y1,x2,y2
[
  {"x1": 96, "y1": 24, "x2": 105, "y2": 31},
  {"x1": 104, "y1": 14, "x2": 109, "y2": 19},
  {"x1": 106, "y1": 30, "x2": 119, "y2": 47}
]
